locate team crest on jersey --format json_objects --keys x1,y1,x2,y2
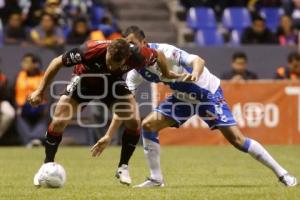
[{"x1": 172, "y1": 50, "x2": 181, "y2": 63}]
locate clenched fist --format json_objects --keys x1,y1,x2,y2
[{"x1": 27, "y1": 90, "x2": 44, "y2": 107}]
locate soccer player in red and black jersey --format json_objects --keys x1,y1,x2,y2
[{"x1": 28, "y1": 38, "x2": 177, "y2": 186}]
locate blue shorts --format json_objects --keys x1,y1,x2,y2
[{"x1": 154, "y1": 87, "x2": 236, "y2": 129}]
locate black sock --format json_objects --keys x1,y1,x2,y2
[
  {"x1": 118, "y1": 129, "x2": 140, "y2": 167},
  {"x1": 44, "y1": 132, "x2": 62, "y2": 163}
]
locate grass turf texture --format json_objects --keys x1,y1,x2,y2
[{"x1": 0, "y1": 146, "x2": 299, "y2": 200}]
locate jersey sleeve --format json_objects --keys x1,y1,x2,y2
[
  {"x1": 166, "y1": 44, "x2": 197, "y2": 67},
  {"x1": 126, "y1": 69, "x2": 144, "y2": 95},
  {"x1": 62, "y1": 40, "x2": 109, "y2": 67},
  {"x1": 62, "y1": 47, "x2": 85, "y2": 67}
]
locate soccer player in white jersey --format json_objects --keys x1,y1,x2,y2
[{"x1": 91, "y1": 26, "x2": 298, "y2": 188}]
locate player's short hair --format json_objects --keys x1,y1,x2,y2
[
  {"x1": 41, "y1": 13, "x2": 57, "y2": 25},
  {"x1": 122, "y1": 26, "x2": 146, "y2": 41},
  {"x1": 287, "y1": 52, "x2": 300, "y2": 63},
  {"x1": 252, "y1": 15, "x2": 265, "y2": 23},
  {"x1": 232, "y1": 52, "x2": 247, "y2": 62},
  {"x1": 107, "y1": 38, "x2": 130, "y2": 62},
  {"x1": 23, "y1": 53, "x2": 40, "y2": 64}
]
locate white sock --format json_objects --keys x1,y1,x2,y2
[
  {"x1": 243, "y1": 138, "x2": 287, "y2": 177},
  {"x1": 142, "y1": 130, "x2": 163, "y2": 181}
]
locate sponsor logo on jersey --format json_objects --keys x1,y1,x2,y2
[
  {"x1": 94, "y1": 62, "x2": 103, "y2": 69},
  {"x1": 70, "y1": 52, "x2": 82, "y2": 63}
]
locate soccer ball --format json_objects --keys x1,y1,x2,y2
[{"x1": 37, "y1": 162, "x2": 66, "y2": 188}]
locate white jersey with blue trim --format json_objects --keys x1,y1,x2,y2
[{"x1": 126, "y1": 43, "x2": 221, "y2": 103}]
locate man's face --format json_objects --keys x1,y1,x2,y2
[
  {"x1": 41, "y1": 15, "x2": 55, "y2": 31},
  {"x1": 105, "y1": 52, "x2": 127, "y2": 71},
  {"x1": 252, "y1": 20, "x2": 265, "y2": 34},
  {"x1": 75, "y1": 21, "x2": 88, "y2": 35},
  {"x1": 9, "y1": 14, "x2": 22, "y2": 28},
  {"x1": 21, "y1": 57, "x2": 37, "y2": 72},
  {"x1": 289, "y1": 59, "x2": 300, "y2": 74},
  {"x1": 232, "y1": 58, "x2": 247, "y2": 73},
  {"x1": 280, "y1": 15, "x2": 292, "y2": 31},
  {"x1": 126, "y1": 33, "x2": 146, "y2": 48}
]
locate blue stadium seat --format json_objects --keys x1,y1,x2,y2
[
  {"x1": 260, "y1": 8, "x2": 284, "y2": 32},
  {"x1": 195, "y1": 29, "x2": 224, "y2": 46},
  {"x1": 187, "y1": 7, "x2": 217, "y2": 30},
  {"x1": 90, "y1": 6, "x2": 106, "y2": 28},
  {"x1": 222, "y1": 7, "x2": 251, "y2": 30},
  {"x1": 230, "y1": 29, "x2": 243, "y2": 46}
]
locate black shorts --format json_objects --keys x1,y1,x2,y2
[{"x1": 63, "y1": 74, "x2": 132, "y2": 107}]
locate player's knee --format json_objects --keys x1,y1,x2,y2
[
  {"x1": 50, "y1": 119, "x2": 68, "y2": 132},
  {"x1": 142, "y1": 120, "x2": 157, "y2": 132},
  {"x1": 124, "y1": 119, "x2": 140, "y2": 130},
  {"x1": 229, "y1": 135, "x2": 245, "y2": 151}
]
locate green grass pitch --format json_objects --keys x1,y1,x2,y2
[{"x1": 0, "y1": 146, "x2": 299, "y2": 200}]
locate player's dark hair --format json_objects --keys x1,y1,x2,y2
[
  {"x1": 23, "y1": 53, "x2": 40, "y2": 64},
  {"x1": 252, "y1": 15, "x2": 265, "y2": 23},
  {"x1": 122, "y1": 26, "x2": 146, "y2": 41},
  {"x1": 108, "y1": 38, "x2": 130, "y2": 62},
  {"x1": 287, "y1": 52, "x2": 300, "y2": 63},
  {"x1": 232, "y1": 52, "x2": 247, "y2": 62},
  {"x1": 41, "y1": 12, "x2": 57, "y2": 25}
]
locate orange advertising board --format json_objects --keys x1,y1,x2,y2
[{"x1": 152, "y1": 81, "x2": 300, "y2": 145}]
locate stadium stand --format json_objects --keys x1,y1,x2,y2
[{"x1": 186, "y1": 7, "x2": 217, "y2": 30}]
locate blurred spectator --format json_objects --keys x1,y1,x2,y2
[
  {"x1": 44, "y1": 0, "x2": 64, "y2": 25},
  {"x1": 4, "y1": 12, "x2": 27, "y2": 45},
  {"x1": 275, "y1": 52, "x2": 300, "y2": 80},
  {"x1": 241, "y1": 16, "x2": 277, "y2": 44},
  {"x1": 23, "y1": 0, "x2": 44, "y2": 27},
  {"x1": 62, "y1": 0, "x2": 92, "y2": 20},
  {"x1": 276, "y1": 15, "x2": 298, "y2": 46},
  {"x1": 0, "y1": 69, "x2": 15, "y2": 138},
  {"x1": 89, "y1": 29, "x2": 105, "y2": 41},
  {"x1": 90, "y1": 15, "x2": 121, "y2": 41},
  {"x1": 0, "y1": 0, "x2": 21, "y2": 24},
  {"x1": 15, "y1": 53, "x2": 47, "y2": 147},
  {"x1": 30, "y1": 13, "x2": 65, "y2": 48},
  {"x1": 221, "y1": 52, "x2": 258, "y2": 80},
  {"x1": 291, "y1": 0, "x2": 300, "y2": 29},
  {"x1": 67, "y1": 17, "x2": 90, "y2": 44},
  {"x1": 99, "y1": 16, "x2": 121, "y2": 40}
]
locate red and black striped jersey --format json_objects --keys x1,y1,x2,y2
[{"x1": 62, "y1": 40, "x2": 157, "y2": 76}]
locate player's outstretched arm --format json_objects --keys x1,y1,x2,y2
[
  {"x1": 91, "y1": 114, "x2": 123, "y2": 157},
  {"x1": 28, "y1": 55, "x2": 64, "y2": 107}
]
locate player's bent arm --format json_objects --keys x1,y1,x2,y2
[
  {"x1": 91, "y1": 114, "x2": 123, "y2": 157},
  {"x1": 105, "y1": 114, "x2": 123, "y2": 139},
  {"x1": 37, "y1": 55, "x2": 64, "y2": 94},
  {"x1": 28, "y1": 55, "x2": 64, "y2": 106},
  {"x1": 190, "y1": 56, "x2": 205, "y2": 81},
  {"x1": 157, "y1": 51, "x2": 180, "y2": 79}
]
